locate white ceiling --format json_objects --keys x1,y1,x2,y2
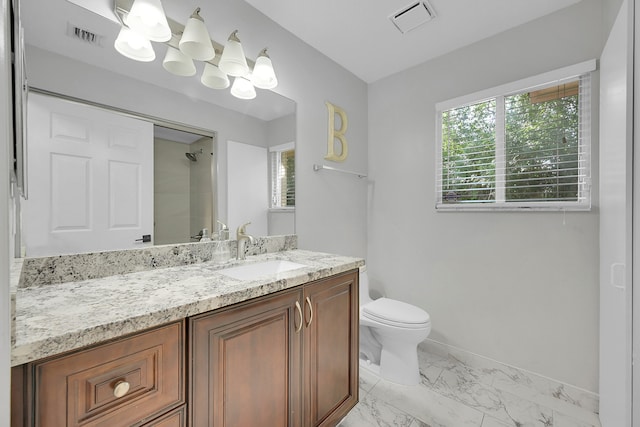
[
  {"x1": 19, "y1": 0, "x2": 585, "y2": 118},
  {"x1": 244, "y1": 0, "x2": 584, "y2": 83}
]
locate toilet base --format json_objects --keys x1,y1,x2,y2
[
  {"x1": 358, "y1": 344, "x2": 422, "y2": 386},
  {"x1": 379, "y1": 344, "x2": 421, "y2": 385},
  {"x1": 360, "y1": 321, "x2": 428, "y2": 386}
]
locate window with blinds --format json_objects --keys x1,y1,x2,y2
[
  {"x1": 270, "y1": 143, "x2": 295, "y2": 208},
  {"x1": 436, "y1": 61, "x2": 593, "y2": 211}
]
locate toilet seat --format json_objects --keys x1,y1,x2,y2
[{"x1": 361, "y1": 298, "x2": 430, "y2": 329}]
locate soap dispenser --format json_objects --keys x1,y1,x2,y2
[
  {"x1": 212, "y1": 221, "x2": 229, "y2": 262},
  {"x1": 212, "y1": 240, "x2": 230, "y2": 264},
  {"x1": 216, "y1": 220, "x2": 229, "y2": 241},
  {"x1": 199, "y1": 228, "x2": 212, "y2": 242}
]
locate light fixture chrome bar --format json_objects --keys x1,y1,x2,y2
[
  {"x1": 113, "y1": 0, "x2": 256, "y2": 69},
  {"x1": 313, "y1": 164, "x2": 367, "y2": 179}
]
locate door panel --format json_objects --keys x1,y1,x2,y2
[
  {"x1": 51, "y1": 111, "x2": 90, "y2": 142},
  {"x1": 108, "y1": 160, "x2": 141, "y2": 228},
  {"x1": 50, "y1": 153, "x2": 91, "y2": 230},
  {"x1": 24, "y1": 93, "x2": 153, "y2": 256}
]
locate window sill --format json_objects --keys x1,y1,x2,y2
[
  {"x1": 269, "y1": 208, "x2": 296, "y2": 213},
  {"x1": 435, "y1": 202, "x2": 591, "y2": 212}
]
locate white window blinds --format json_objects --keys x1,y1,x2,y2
[
  {"x1": 270, "y1": 142, "x2": 295, "y2": 208},
  {"x1": 436, "y1": 60, "x2": 594, "y2": 211}
]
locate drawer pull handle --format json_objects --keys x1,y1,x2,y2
[
  {"x1": 113, "y1": 380, "x2": 130, "y2": 398},
  {"x1": 305, "y1": 296, "x2": 313, "y2": 327},
  {"x1": 294, "y1": 301, "x2": 303, "y2": 333}
]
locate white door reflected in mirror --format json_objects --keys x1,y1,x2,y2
[
  {"x1": 227, "y1": 140, "x2": 269, "y2": 237},
  {"x1": 23, "y1": 93, "x2": 154, "y2": 257}
]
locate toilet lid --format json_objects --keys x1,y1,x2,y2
[{"x1": 361, "y1": 298, "x2": 430, "y2": 327}]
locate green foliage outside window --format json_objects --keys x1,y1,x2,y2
[
  {"x1": 441, "y1": 100, "x2": 496, "y2": 203},
  {"x1": 505, "y1": 93, "x2": 579, "y2": 202},
  {"x1": 441, "y1": 83, "x2": 580, "y2": 205},
  {"x1": 282, "y1": 149, "x2": 295, "y2": 207}
]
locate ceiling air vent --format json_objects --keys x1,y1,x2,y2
[
  {"x1": 390, "y1": 1, "x2": 436, "y2": 34},
  {"x1": 66, "y1": 23, "x2": 104, "y2": 47}
]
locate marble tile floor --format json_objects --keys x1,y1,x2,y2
[{"x1": 340, "y1": 341, "x2": 601, "y2": 427}]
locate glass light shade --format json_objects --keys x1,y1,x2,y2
[
  {"x1": 219, "y1": 31, "x2": 249, "y2": 77},
  {"x1": 230, "y1": 77, "x2": 256, "y2": 100},
  {"x1": 114, "y1": 26, "x2": 156, "y2": 62},
  {"x1": 251, "y1": 49, "x2": 278, "y2": 89},
  {"x1": 201, "y1": 63, "x2": 230, "y2": 89},
  {"x1": 126, "y1": 0, "x2": 171, "y2": 42},
  {"x1": 162, "y1": 46, "x2": 196, "y2": 76},
  {"x1": 178, "y1": 8, "x2": 215, "y2": 61}
]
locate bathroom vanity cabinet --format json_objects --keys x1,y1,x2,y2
[
  {"x1": 11, "y1": 268, "x2": 359, "y2": 427},
  {"x1": 190, "y1": 269, "x2": 359, "y2": 427}
]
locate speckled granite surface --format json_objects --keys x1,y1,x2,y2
[
  {"x1": 10, "y1": 259, "x2": 23, "y2": 346},
  {"x1": 12, "y1": 249, "x2": 364, "y2": 366},
  {"x1": 19, "y1": 235, "x2": 297, "y2": 288}
]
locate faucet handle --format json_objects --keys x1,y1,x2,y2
[
  {"x1": 237, "y1": 222, "x2": 251, "y2": 235},
  {"x1": 216, "y1": 220, "x2": 228, "y2": 231}
]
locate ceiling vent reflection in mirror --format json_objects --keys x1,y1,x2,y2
[
  {"x1": 113, "y1": 0, "x2": 278, "y2": 100},
  {"x1": 66, "y1": 22, "x2": 104, "y2": 46}
]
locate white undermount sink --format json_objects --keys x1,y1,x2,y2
[{"x1": 218, "y1": 260, "x2": 307, "y2": 280}]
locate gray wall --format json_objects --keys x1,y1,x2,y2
[
  {"x1": 267, "y1": 114, "x2": 296, "y2": 148},
  {"x1": 367, "y1": 0, "x2": 604, "y2": 392},
  {"x1": 602, "y1": 0, "x2": 625, "y2": 36}
]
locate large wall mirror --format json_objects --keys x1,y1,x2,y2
[{"x1": 18, "y1": 0, "x2": 296, "y2": 257}]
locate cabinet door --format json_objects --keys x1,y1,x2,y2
[
  {"x1": 303, "y1": 270, "x2": 359, "y2": 427},
  {"x1": 190, "y1": 289, "x2": 303, "y2": 427}
]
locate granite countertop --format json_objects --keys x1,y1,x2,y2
[{"x1": 12, "y1": 249, "x2": 364, "y2": 366}]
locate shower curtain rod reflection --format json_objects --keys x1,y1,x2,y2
[{"x1": 313, "y1": 163, "x2": 367, "y2": 178}]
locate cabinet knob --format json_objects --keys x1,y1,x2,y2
[{"x1": 113, "y1": 380, "x2": 130, "y2": 398}]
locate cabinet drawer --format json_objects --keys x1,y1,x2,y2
[
  {"x1": 33, "y1": 322, "x2": 184, "y2": 427},
  {"x1": 145, "y1": 405, "x2": 185, "y2": 427}
]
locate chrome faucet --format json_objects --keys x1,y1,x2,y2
[{"x1": 236, "y1": 222, "x2": 255, "y2": 260}]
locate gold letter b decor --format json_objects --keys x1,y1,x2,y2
[{"x1": 325, "y1": 101, "x2": 348, "y2": 162}]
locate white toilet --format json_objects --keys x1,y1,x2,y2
[{"x1": 359, "y1": 266, "x2": 431, "y2": 385}]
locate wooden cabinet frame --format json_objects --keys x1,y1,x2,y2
[
  {"x1": 12, "y1": 270, "x2": 359, "y2": 427},
  {"x1": 189, "y1": 269, "x2": 359, "y2": 427}
]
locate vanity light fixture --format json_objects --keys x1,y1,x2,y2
[
  {"x1": 251, "y1": 48, "x2": 278, "y2": 90},
  {"x1": 178, "y1": 8, "x2": 215, "y2": 61},
  {"x1": 163, "y1": 45, "x2": 196, "y2": 76},
  {"x1": 201, "y1": 63, "x2": 230, "y2": 89},
  {"x1": 218, "y1": 30, "x2": 249, "y2": 77},
  {"x1": 113, "y1": 0, "x2": 279, "y2": 99},
  {"x1": 114, "y1": 26, "x2": 156, "y2": 62},
  {"x1": 230, "y1": 76, "x2": 256, "y2": 100},
  {"x1": 125, "y1": 0, "x2": 171, "y2": 42}
]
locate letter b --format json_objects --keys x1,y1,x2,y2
[{"x1": 325, "y1": 101, "x2": 348, "y2": 162}]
